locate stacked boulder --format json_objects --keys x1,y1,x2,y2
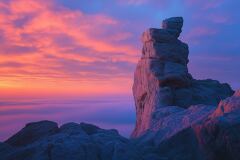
[{"x1": 132, "y1": 17, "x2": 234, "y2": 137}]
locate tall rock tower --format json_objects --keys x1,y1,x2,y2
[{"x1": 131, "y1": 17, "x2": 234, "y2": 137}]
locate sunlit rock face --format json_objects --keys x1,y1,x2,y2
[
  {"x1": 210, "y1": 90, "x2": 240, "y2": 118},
  {"x1": 132, "y1": 17, "x2": 234, "y2": 137},
  {"x1": 192, "y1": 90, "x2": 240, "y2": 160}
]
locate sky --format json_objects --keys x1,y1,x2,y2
[
  {"x1": 0, "y1": 0, "x2": 239, "y2": 99},
  {"x1": 0, "y1": 96, "x2": 136, "y2": 140},
  {"x1": 0, "y1": 0, "x2": 239, "y2": 140}
]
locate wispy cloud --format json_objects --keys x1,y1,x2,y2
[
  {"x1": 182, "y1": 26, "x2": 217, "y2": 44},
  {"x1": 0, "y1": 0, "x2": 138, "y2": 95},
  {"x1": 0, "y1": 0, "x2": 239, "y2": 96},
  {"x1": 119, "y1": 0, "x2": 148, "y2": 5},
  {"x1": 184, "y1": 0, "x2": 224, "y2": 10}
]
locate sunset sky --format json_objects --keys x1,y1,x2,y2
[
  {"x1": 0, "y1": 0, "x2": 239, "y2": 140},
  {"x1": 0, "y1": 0, "x2": 239, "y2": 99}
]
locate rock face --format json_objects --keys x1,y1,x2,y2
[
  {"x1": 0, "y1": 17, "x2": 239, "y2": 160},
  {"x1": 134, "y1": 90, "x2": 240, "y2": 160},
  {"x1": 210, "y1": 90, "x2": 240, "y2": 118},
  {"x1": 132, "y1": 16, "x2": 234, "y2": 137}
]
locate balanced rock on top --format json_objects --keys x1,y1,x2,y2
[{"x1": 162, "y1": 17, "x2": 183, "y2": 38}]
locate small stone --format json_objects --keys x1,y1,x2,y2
[{"x1": 162, "y1": 17, "x2": 184, "y2": 38}]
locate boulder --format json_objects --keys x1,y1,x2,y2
[
  {"x1": 135, "y1": 105, "x2": 215, "y2": 144},
  {"x1": 0, "y1": 142, "x2": 15, "y2": 160},
  {"x1": 0, "y1": 121, "x2": 147, "y2": 160},
  {"x1": 79, "y1": 122, "x2": 101, "y2": 135},
  {"x1": 141, "y1": 28, "x2": 177, "y2": 43},
  {"x1": 157, "y1": 128, "x2": 203, "y2": 160},
  {"x1": 162, "y1": 17, "x2": 184, "y2": 38},
  {"x1": 136, "y1": 91, "x2": 240, "y2": 160},
  {"x1": 174, "y1": 79, "x2": 234, "y2": 108},
  {"x1": 5, "y1": 120, "x2": 58, "y2": 147},
  {"x1": 142, "y1": 41, "x2": 189, "y2": 65},
  {"x1": 193, "y1": 109, "x2": 240, "y2": 160},
  {"x1": 59, "y1": 122, "x2": 87, "y2": 136},
  {"x1": 210, "y1": 90, "x2": 240, "y2": 118}
]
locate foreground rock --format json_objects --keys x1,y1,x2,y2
[
  {"x1": 192, "y1": 90, "x2": 240, "y2": 160},
  {"x1": 1, "y1": 122, "x2": 146, "y2": 160},
  {"x1": 132, "y1": 16, "x2": 234, "y2": 137},
  {"x1": 5, "y1": 121, "x2": 58, "y2": 147},
  {"x1": 135, "y1": 90, "x2": 240, "y2": 160}
]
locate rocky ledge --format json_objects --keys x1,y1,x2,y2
[{"x1": 1, "y1": 17, "x2": 239, "y2": 160}]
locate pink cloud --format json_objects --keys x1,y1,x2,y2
[
  {"x1": 0, "y1": 0, "x2": 138, "y2": 91},
  {"x1": 118, "y1": 0, "x2": 149, "y2": 5},
  {"x1": 182, "y1": 26, "x2": 217, "y2": 44},
  {"x1": 208, "y1": 14, "x2": 230, "y2": 24},
  {"x1": 192, "y1": 11, "x2": 231, "y2": 24},
  {"x1": 184, "y1": 0, "x2": 224, "y2": 10}
]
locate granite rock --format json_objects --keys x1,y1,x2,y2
[
  {"x1": 162, "y1": 17, "x2": 184, "y2": 38},
  {"x1": 210, "y1": 90, "x2": 240, "y2": 118},
  {"x1": 193, "y1": 108, "x2": 240, "y2": 160},
  {"x1": 132, "y1": 17, "x2": 234, "y2": 137},
  {"x1": 5, "y1": 120, "x2": 58, "y2": 147},
  {"x1": 1, "y1": 121, "x2": 144, "y2": 160}
]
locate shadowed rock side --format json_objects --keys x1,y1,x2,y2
[
  {"x1": 131, "y1": 17, "x2": 234, "y2": 137},
  {"x1": 1, "y1": 17, "x2": 239, "y2": 160},
  {"x1": 1, "y1": 121, "x2": 144, "y2": 160}
]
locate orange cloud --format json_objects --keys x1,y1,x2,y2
[{"x1": 0, "y1": 0, "x2": 138, "y2": 97}]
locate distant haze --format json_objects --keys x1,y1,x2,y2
[{"x1": 0, "y1": 95, "x2": 135, "y2": 141}]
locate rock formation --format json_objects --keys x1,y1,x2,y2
[
  {"x1": 0, "y1": 17, "x2": 239, "y2": 160},
  {"x1": 132, "y1": 17, "x2": 234, "y2": 137},
  {"x1": 1, "y1": 121, "x2": 142, "y2": 160}
]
